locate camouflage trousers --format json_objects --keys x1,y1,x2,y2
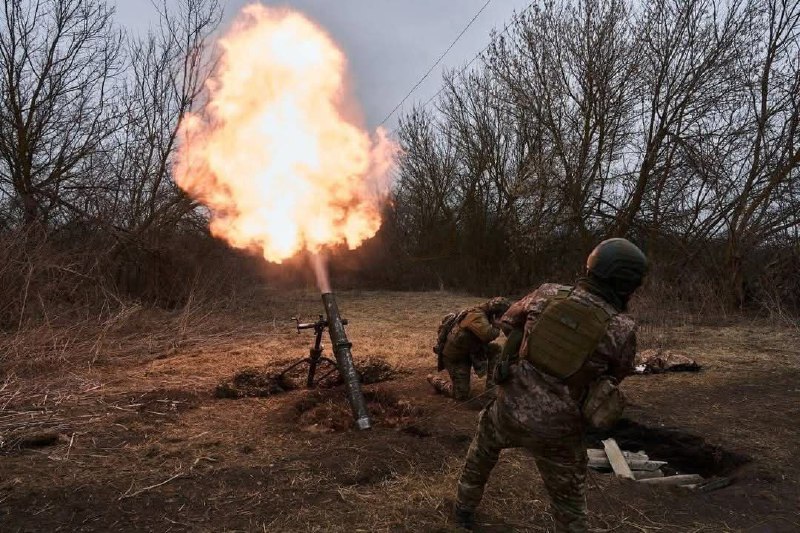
[
  {"x1": 456, "y1": 401, "x2": 588, "y2": 532},
  {"x1": 430, "y1": 343, "x2": 501, "y2": 401}
]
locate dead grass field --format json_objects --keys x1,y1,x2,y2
[{"x1": 1, "y1": 289, "x2": 799, "y2": 532}]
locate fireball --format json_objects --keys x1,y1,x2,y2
[{"x1": 174, "y1": 4, "x2": 396, "y2": 264}]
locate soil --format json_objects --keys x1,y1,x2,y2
[
  {"x1": 295, "y1": 388, "x2": 424, "y2": 433},
  {"x1": 1, "y1": 290, "x2": 798, "y2": 532}
]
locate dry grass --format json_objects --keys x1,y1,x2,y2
[{"x1": 1, "y1": 289, "x2": 799, "y2": 531}]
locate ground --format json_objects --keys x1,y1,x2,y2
[{"x1": 1, "y1": 290, "x2": 799, "y2": 532}]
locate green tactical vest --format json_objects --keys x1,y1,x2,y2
[{"x1": 525, "y1": 286, "x2": 613, "y2": 379}]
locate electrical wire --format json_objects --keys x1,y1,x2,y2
[
  {"x1": 379, "y1": 0, "x2": 538, "y2": 133},
  {"x1": 415, "y1": 1, "x2": 535, "y2": 115},
  {"x1": 377, "y1": 0, "x2": 494, "y2": 127}
]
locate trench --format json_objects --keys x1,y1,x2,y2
[{"x1": 586, "y1": 419, "x2": 750, "y2": 477}]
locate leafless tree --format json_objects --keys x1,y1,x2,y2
[
  {"x1": 0, "y1": 0, "x2": 123, "y2": 228},
  {"x1": 108, "y1": 0, "x2": 221, "y2": 241},
  {"x1": 0, "y1": 0, "x2": 225, "y2": 324},
  {"x1": 490, "y1": 0, "x2": 637, "y2": 244},
  {"x1": 711, "y1": 0, "x2": 800, "y2": 306},
  {"x1": 394, "y1": 0, "x2": 800, "y2": 308}
]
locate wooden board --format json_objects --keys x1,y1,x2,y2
[
  {"x1": 588, "y1": 457, "x2": 667, "y2": 471},
  {"x1": 633, "y1": 469, "x2": 665, "y2": 480},
  {"x1": 602, "y1": 438, "x2": 635, "y2": 480},
  {"x1": 686, "y1": 477, "x2": 732, "y2": 492},
  {"x1": 638, "y1": 474, "x2": 704, "y2": 486},
  {"x1": 587, "y1": 448, "x2": 648, "y2": 461}
]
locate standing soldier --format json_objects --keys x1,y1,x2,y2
[
  {"x1": 428, "y1": 297, "x2": 512, "y2": 401},
  {"x1": 453, "y1": 238, "x2": 647, "y2": 531}
]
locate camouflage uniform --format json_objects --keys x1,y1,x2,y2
[
  {"x1": 456, "y1": 283, "x2": 637, "y2": 532},
  {"x1": 429, "y1": 308, "x2": 502, "y2": 401}
]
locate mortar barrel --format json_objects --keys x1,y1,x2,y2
[{"x1": 321, "y1": 292, "x2": 372, "y2": 430}]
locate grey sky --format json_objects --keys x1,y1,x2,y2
[{"x1": 112, "y1": 1, "x2": 531, "y2": 130}]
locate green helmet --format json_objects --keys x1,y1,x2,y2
[
  {"x1": 481, "y1": 297, "x2": 512, "y2": 318},
  {"x1": 586, "y1": 238, "x2": 648, "y2": 291}
]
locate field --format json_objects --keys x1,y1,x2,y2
[{"x1": 1, "y1": 290, "x2": 799, "y2": 532}]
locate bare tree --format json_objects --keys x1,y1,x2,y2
[
  {"x1": 108, "y1": 0, "x2": 221, "y2": 241},
  {"x1": 614, "y1": 0, "x2": 756, "y2": 237},
  {"x1": 713, "y1": 0, "x2": 800, "y2": 306},
  {"x1": 0, "y1": 0, "x2": 122, "y2": 227},
  {"x1": 490, "y1": 0, "x2": 636, "y2": 244},
  {"x1": 393, "y1": 0, "x2": 800, "y2": 308},
  {"x1": 394, "y1": 108, "x2": 459, "y2": 266}
]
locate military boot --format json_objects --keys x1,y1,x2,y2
[
  {"x1": 427, "y1": 374, "x2": 445, "y2": 394},
  {"x1": 453, "y1": 503, "x2": 475, "y2": 530}
]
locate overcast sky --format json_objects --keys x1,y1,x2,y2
[{"x1": 112, "y1": 1, "x2": 531, "y2": 130}]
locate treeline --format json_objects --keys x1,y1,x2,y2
[
  {"x1": 0, "y1": 0, "x2": 257, "y2": 329},
  {"x1": 389, "y1": 0, "x2": 800, "y2": 313},
  {"x1": 1, "y1": 0, "x2": 799, "y2": 332}
]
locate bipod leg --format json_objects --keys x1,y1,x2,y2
[
  {"x1": 306, "y1": 326, "x2": 326, "y2": 388},
  {"x1": 311, "y1": 357, "x2": 340, "y2": 387},
  {"x1": 279, "y1": 357, "x2": 310, "y2": 379},
  {"x1": 306, "y1": 350, "x2": 321, "y2": 388}
]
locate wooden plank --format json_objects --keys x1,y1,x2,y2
[
  {"x1": 629, "y1": 459, "x2": 667, "y2": 471},
  {"x1": 637, "y1": 474, "x2": 704, "y2": 486},
  {"x1": 602, "y1": 438, "x2": 635, "y2": 480},
  {"x1": 633, "y1": 469, "x2": 665, "y2": 480},
  {"x1": 688, "y1": 477, "x2": 732, "y2": 493},
  {"x1": 589, "y1": 457, "x2": 667, "y2": 471},
  {"x1": 587, "y1": 448, "x2": 648, "y2": 461}
]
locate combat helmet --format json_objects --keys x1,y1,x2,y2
[
  {"x1": 480, "y1": 297, "x2": 512, "y2": 319},
  {"x1": 586, "y1": 238, "x2": 648, "y2": 296}
]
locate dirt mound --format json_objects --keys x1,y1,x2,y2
[
  {"x1": 295, "y1": 388, "x2": 423, "y2": 433},
  {"x1": 327, "y1": 357, "x2": 407, "y2": 386},
  {"x1": 215, "y1": 368, "x2": 293, "y2": 398},
  {"x1": 215, "y1": 357, "x2": 405, "y2": 398},
  {"x1": 587, "y1": 419, "x2": 750, "y2": 477}
]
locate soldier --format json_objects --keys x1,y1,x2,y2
[
  {"x1": 428, "y1": 297, "x2": 512, "y2": 401},
  {"x1": 453, "y1": 238, "x2": 647, "y2": 532}
]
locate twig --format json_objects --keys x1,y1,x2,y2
[
  {"x1": 64, "y1": 433, "x2": 75, "y2": 459},
  {"x1": 119, "y1": 471, "x2": 184, "y2": 500},
  {"x1": 17, "y1": 262, "x2": 34, "y2": 331}
]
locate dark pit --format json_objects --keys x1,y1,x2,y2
[{"x1": 587, "y1": 419, "x2": 750, "y2": 477}]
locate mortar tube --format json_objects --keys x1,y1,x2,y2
[{"x1": 321, "y1": 292, "x2": 372, "y2": 430}]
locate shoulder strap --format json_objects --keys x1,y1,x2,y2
[
  {"x1": 452, "y1": 308, "x2": 470, "y2": 327},
  {"x1": 554, "y1": 285, "x2": 573, "y2": 300}
]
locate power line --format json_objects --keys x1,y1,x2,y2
[
  {"x1": 377, "y1": 0, "x2": 494, "y2": 127},
  {"x1": 416, "y1": 1, "x2": 534, "y2": 114}
]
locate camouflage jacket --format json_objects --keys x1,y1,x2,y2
[
  {"x1": 496, "y1": 283, "x2": 637, "y2": 439},
  {"x1": 443, "y1": 308, "x2": 500, "y2": 361}
]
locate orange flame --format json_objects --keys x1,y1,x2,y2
[{"x1": 174, "y1": 4, "x2": 396, "y2": 264}]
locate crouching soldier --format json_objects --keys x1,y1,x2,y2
[
  {"x1": 453, "y1": 238, "x2": 647, "y2": 532},
  {"x1": 428, "y1": 297, "x2": 512, "y2": 401}
]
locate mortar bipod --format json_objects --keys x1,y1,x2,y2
[{"x1": 278, "y1": 315, "x2": 347, "y2": 388}]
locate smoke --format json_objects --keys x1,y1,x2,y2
[{"x1": 311, "y1": 252, "x2": 331, "y2": 293}]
